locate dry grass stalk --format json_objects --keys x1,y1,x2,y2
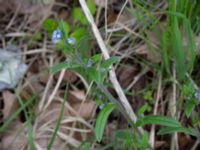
[{"x1": 79, "y1": 0, "x2": 144, "y2": 134}]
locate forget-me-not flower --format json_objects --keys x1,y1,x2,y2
[
  {"x1": 99, "y1": 104, "x2": 105, "y2": 109},
  {"x1": 66, "y1": 57, "x2": 71, "y2": 64},
  {"x1": 67, "y1": 37, "x2": 76, "y2": 45},
  {"x1": 194, "y1": 92, "x2": 200, "y2": 101},
  {"x1": 87, "y1": 59, "x2": 93, "y2": 67},
  {"x1": 51, "y1": 29, "x2": 62, "y2": 44}
]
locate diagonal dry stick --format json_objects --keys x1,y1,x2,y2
[{"x1": 79, "y1": 0, "x2": 144, "y2": 134}]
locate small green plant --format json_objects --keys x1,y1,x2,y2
[{"x1": 41, "y1": 0, "x2": 200, "y2": 149}]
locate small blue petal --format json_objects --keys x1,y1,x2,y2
[
  {"x1": 194, "y1": 92, "x2": 200, "y2": 100},
  {"x1": 66, "y1": 58, "x2": 71, "y2": 64},
  {"x1": 51, "y1": 30, "x2": 62, "y2": 43},
  {"x1": 67, "y1": 37, "x2": 76, "y2": 45},
  {"x1": 99, "y1": 104, "x2": 105, "y2": 109},
  {"x1": 87, "y1": 59, "x2": 93, "y2": 67}
]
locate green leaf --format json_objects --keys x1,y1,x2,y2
[
  {"x1": 115, "y1": 130, "x2": 131, "y2": 140},
  {"x1": 183, "y1": 18, "x2": 196, "y2": 73},
  {"x1": 70, "y1": 28, "x2": 87, "y2": 41},
  {"x1": 139, "y1": 131, "x2": 148, "y2": 148},
  {"x1": 49, "y1": 62, "x2": 79, "y2": 73},
  {"x1": 87, "y1": 0, "x2": 96, "y2": 15},
  {"x1": 42, "y1": 18, "x2": 57, "y2": 31},
  {"x1": 172, "y1": 17, "x2": 186, "y2": 80},
  {"x1": 95, "y1": 103, "x2": 115, "y2": 142},
  {"x1": 58, "y1": 20, "x2": 69, "y2": 39},
  {"x1": 184, "y1": 98, "x2": 199, "y2": 118},
  {"x1": 83, "y1": 142, "x2": 90, "y2": 150},
  {"x1": 72, "y1": 8, "x2": 88, "y2": 25},
  {"x1": 33, "y1": 32, "x2": 42, "y2": 41},
  {"x1": 61, "y1": 21, "x2": 70, "y2": 36},
  {"x1": 158, "y1": 127, "x2": 197, "y2": 137},
  {"x1": 137, "y1": 104, "x2": 150, "y2": 117},
  {"x1": 92, "y1": 54, "x2": 102, "y2": 62},
  {"x1": 47, "y1": 86, "x2": 68, "y2": 149},
  {"x1": 136, "y1": 115, "x2": 181, "y2": 127},
  {"x1": 87, "y1": 67, "x2": 100, "y2": 82},
  {"x1": 101, "y1": 56, "x2": 120, "y2": 69}
]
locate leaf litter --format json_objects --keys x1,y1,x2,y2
[{"x1": 0, "y1": 0, "x2": 199, "y2": 149}]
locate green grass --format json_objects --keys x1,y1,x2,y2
[
  {"x1": 47, "y1": 85, "x2": 68, "y2": 149},
  {"x1": 2, "y1": 0, "x2": 200, "y2": 149}
]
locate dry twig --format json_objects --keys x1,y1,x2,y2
[
  {"x1": 149, "y1": 74, "x2": 162, "y2": 148},
  {"x1": 79, "y1": 0, "x2": 144, "y2": 134}
]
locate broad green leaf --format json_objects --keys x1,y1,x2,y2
[
  {"x1": 87, "y1": 0, "x2": 96, "y2": 15},
  {"x1": 95, "y1": 99, "x2": 103, "y2": 106},
  {"x1": 136, "y1": 115, "x2": 181, "y2": 127},
  {"x1": 61, "y1": 21, "x2": 70, "y2": 36},
  {"x1": 158, "y1": 127, "x2": 197, "y2": 137},
  {"x1": 75, "y1": 34, "x2": 92, "y2": 57},
  {"x1": 172, "y1": 17, "x2": 186, "y2": 80},
  {"x1": 95, "y1": 103, "x2": 115, "y2": 142},
  {"x1": 184, "y1": 98, "x2": 198, "y2": 118},
  {"x1": 87, "y1": 67, "x2": 100, "y2": 82},
  {"x1": 58, "y1": 20, "x2": 69, "y2": 39},
  {"x1": 101, "y1": 56, "x2": 120, "y2": 69},
  {"x1": 70, "y1": 28, "x2": 87, "y2": 41},
  {"x1": 137, "y1": 103, "x2": 150, "y2": 117},
  {"x1": 49, "y1": 62, "x2": 79, "y2": 73},
  {"x1": 92, "y1": 54, "x2": 102, "y2": 62},
  {"x1": 115, "y1": 130, "x2": 132, "y2": 140},
  {"x1": 43, "y1": 18, "x2": 57, "y2": 31},
  {"x1": 72, "y1": 8, "x2": 88, "y2": 25},
  {"x1": 182, "y1": 83, "x2": 194, "y2": 96}
]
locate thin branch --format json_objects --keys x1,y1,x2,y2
[
  {"x1": 170, "y1": 64, "x2": 178, "y2": 150},
  {"x1": 79, "y1": 0, "x2": 143, "y2": 134},
  {"x1": 149, "y1": 74, "x2": 162, "y2": 148}
]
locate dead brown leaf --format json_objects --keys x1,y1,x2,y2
[
  {"x1": 70, "y1": 90, "x2": 86, "y2": 102},
  {"x1": 0, "y1": 0, "x2": 54, "y2": 27},
  {"x1": 36, "y1": 135, "x2": 66, "y2": 150},
  {"x1": 117, "y1": 65, "x2": 137, "y2": 88},
  {"x1": 71, "y1": 101, "x2": 96, "y2": 119},
  {"x1": 116, "y1": 11, "x2": 136, "y2": 27},
  {"x1": 27, "y1": 72, "x2": 44, "y2": 93},
  {"x1": 54, "y1": 71, "x2": 77, "y2": 85},
  {"x1": 35, "y1": 100, "x2": 70, "y2": 127},
  {"x1": 155, "y1": 141, "x2": 167, "y2": 149},
  {"x1": 135, "y1": 24, "x2": 165, "y2": 63},
  {"x1": 2, "y1": 91, "x2": 19, "y2": 120},
  {"x1": 135, "y1": 44, "x2": 161, "y2": 63},
  {"x1": 1, "y1": 121, "x2": 27, "y2": 150}
]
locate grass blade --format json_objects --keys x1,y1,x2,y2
[
  {"x1": 95, "y1": 103, "x2": 115, "y2": 142},
  {"x1": 158, "y1": 127, "x2": 197, "y2": 137},
  {"x1": 136, "y1": 115, "x2": 181, "y2": 127}
]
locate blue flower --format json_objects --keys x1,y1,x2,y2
[
  {"x1": 99, "y1": 104, "x2": 105, "y2": 109},
  {"x1": 51, "y1": 30, "x2": 62, "y2": 43},
  {"x1": 67, "y1": 37, "x2": 76, "y2": 45},
  {"x1": 65, "y1": 58, "x2": 71, "y2": 64},
  {"x1": 87, "y1": 59, "x2": 93, "y2": 67},
  {"x1": 194, "y1": 92, "x2": 200, "y2": 101}
]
